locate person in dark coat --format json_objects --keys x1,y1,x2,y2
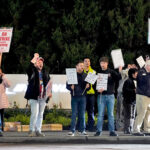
[
  {"x1": 123, "y1": 68, "x2": 138, "y2": 134},
  {"x1": 66, "y1": 61, "x2": 90, "y2": 136},
  {"x1": 25, "y1": 53, "x2": 52, "y2": 137}
]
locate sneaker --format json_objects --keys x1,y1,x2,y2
[
  {"x1": 143, "y1": 132, "x2": 150, "y2": 136},
  {"x1": 132, "y1": 132, "x2": 145, "y2": 136},
  {"x1": 94, "y1": 131, "x2": 102, "y2": 136},
  {"x1": 110, "y1": 131, "x2": 118, "y2": 136},
  {"x1": 0, "y1": 131, "x2": 3, "y2": 137},
  {"x1": 124, "y1": 130, "x2": 131, "y2": 134},
  {"x1": 36, "y1": 131, "x2": 45, "y2": 137},
  {"x1": 80, "y1": 131, "x2": 88, "y2": 136},
  {"x1": 68, "y1": 132, "x2": 75, "y2": 136},
  {"x1": 28, "y1": 131, "x2": 36, "y2": 137}
]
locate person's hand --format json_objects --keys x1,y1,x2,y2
[
  {"x1": 119, "y1": 66, "x2": 123, "y2": 73},
  {"x1": 71, "y1": 85, "x2": 74, "y2": 90},
  {"x1": 98, "y1": 88, "x2": 104, "y2": 93},
  {"x1": 0, "y1": 72, "x2": 4, "y2": 76},
  {"x1": 48, "y1": 93, "x2": 52, "y2": 98},
  {"x1": 86, "y1": 83, "x2": 90, "y2": 89},
  {"x1": 34, "y1": 53, "x2": 39, "y2": 59},
  {"x1": 31, "y1": 53, "x2": 39, "y2": 64}
]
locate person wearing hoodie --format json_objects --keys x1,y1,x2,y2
[
  {"x1": 94, "y1": 57, "x2": 122, "y2": 136},
  {"x1": 123, "y1": 68, "x2": 138, "y2": 134},
  {"x1": 66, "y1": 61, "x2": 90, "y2": 136}
]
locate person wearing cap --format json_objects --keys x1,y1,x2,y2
[
  {"x1": 94, "y1": 57, "x2": 122, "y2": 136},
  {"x1": 133, "y1": 60, "x2": 150, "y2": 136},
  {"x1": 24, "y1": 53, "x2": 52, "y2": 137}
]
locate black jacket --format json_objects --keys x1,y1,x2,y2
[
  {"x1": 123, "y1": 77, "x2": 136, "y2": 104},
  {"x1": 136, "y1": 67, "x2": 150, "y2": 97},
  {"x1": 97, "y1": 68, "x2": 121, "y2": 95},
  {"x1": 66, "y1": 72, "x2": 90, "y2": 97},
  {"x1": 24, "y1": 62, "x2": 50, "y2": 100}
]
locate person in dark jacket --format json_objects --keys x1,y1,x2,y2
[
  {"x1": 123, "y1": 68, "x2": 138, "y2": 134},
  {"x1": 94, "y1": 57, "x2": 122, "y2": 136},
  {"x1": 25, "y1": 53, "x2": 52, "y2": 137},
  {"x1": 67, "y1": 61, "x2": 90, "y2": 136},
  {"x1": 133, "y1": 60, "x2": 150, "y2": 136}
]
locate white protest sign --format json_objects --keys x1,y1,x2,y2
[
  {"x1": 96, "y1": 73, "x2": 108, "y2": 91},
  {"x1": 0, "y1": 28, "x2": 13, "y2": 53},
  {"x1": 66, "y1": 68, "x2": 78, "y2": 85},
  {"x1": 111, "y1": 49, "x2": 125, "y2": 69},
  {"x1": 85, "y1": 72, "x2": 98, "y2": 84},
  {"x1": 148, "y1": 18, "x2": 150, "y2": 44},
  {"x1": 136, "y1": 56, "x2": 145, "y2": 68}
]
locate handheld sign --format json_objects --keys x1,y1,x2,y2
[
  {"x1": 96, "y1": 73, "x2": 108, "y2": 91},
  {"x1": 66, "y1": 68, "x2": 78, "y2": 85},
  {"x1": 111, "y1": 49, "x2": 125, "y2": 69},
  {"x1": 0, "y1": 27, "x2": 13, "y2": 53},
  {"x1": 85, "y1": 72, "x2": 98, "y2": 85},
  {"x1": 136, "y1": 56, "x2": 145, "y2": 68}
]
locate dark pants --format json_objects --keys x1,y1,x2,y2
[
  {"x1": 70, "y1": 96, "x2": 86, "y2": 133},
  {"x1": 123, "y1": 102, "x2": 136, "y2": 133},
  {"x1": 86, "y1": 94, "x2": 95, "y2": 130},
  {"x1": 0, "y1": 109, "x2": 4, "y2": 131}
]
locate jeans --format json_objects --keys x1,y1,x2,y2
[
  {"x1": 97, "y1": 94, "x2": 115, "y2": 132},
  {"x1": 70, "y1": 96, "x2": 86, "y2": 133},
  {"x1": 0, "y1": 109, "x2": 4, "y2": 131},
  {"x1": 0, "y1": 114, "x2": 1, "y2": 132},
  {"x1": 29, "y1": 99, "x2": 46, "y2": 132},
  {"x1": 86, "y1": 94, "x2": 95, "y2": 130}
]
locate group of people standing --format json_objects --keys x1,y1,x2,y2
[
  {"x1": 1, "y1": 53, "x2": 150, "y2": 137},
  {"x1": 67, "y1": 56, "x2": 150, "y2": 137}
]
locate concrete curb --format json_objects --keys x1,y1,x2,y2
[{"x1": 0, "y1": 131, "x2": 150, "y2": 144}]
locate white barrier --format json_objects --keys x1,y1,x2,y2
[{"x1": 5, "y1": 74, "x2": 71, "y2": 109}]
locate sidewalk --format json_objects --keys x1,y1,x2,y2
[{"x1": 0, "y1": 131, "x2": 150, "y2": 144}]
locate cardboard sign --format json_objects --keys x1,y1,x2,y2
[
  {"x1": 96, "y1": 73, "x2": 108, "y2": 91},
  {"x1": 0, "y1": 28, "x2": 13, "y2": 53},
  {"x1": 111, "y1": 49, "x2": 125, "y2": 69},
  {"x1": 85, "y1": 72, "x2": 98, "y2": 84},
  {"x1": 66, "y1": 68, "x2": 78, "y2": 85},
  {"x1": 136, "y1": 56, "x2": 145, "y2": 68}
]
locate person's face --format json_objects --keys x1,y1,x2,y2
[
  {"x1": 146, "y1": 65, "x2": 150, "y2": 72},
  {"x1": 35, "y1": 60, "x2": 43, "y2": 71},
  {"x1": 100, "y1": 61, "x2": 108, "y2": 70},
  {"x1": 132, "y1": 72, "x2": 138, "y2": 79},
  {"x1": 76, "y1": 63, "x2": 84, "y2": 73},
  {"x1": 84, "y1": 58, "x2": 91, "y2": 68}
]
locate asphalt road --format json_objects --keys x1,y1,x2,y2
[{"x1": 0, "y1": 144, "x2": 150, "y2": 150}]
